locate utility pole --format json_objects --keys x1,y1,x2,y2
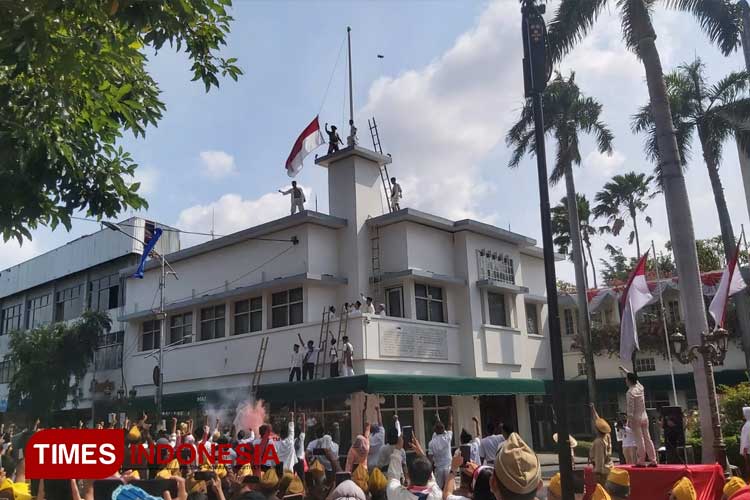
[
  {"x1": 521, "y1": 2, "x2": 573, "y2": 499},
  {"x1": 346, "y1": 26, "x2": 356, "y2": 147}
]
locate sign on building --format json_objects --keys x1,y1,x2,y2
[{"x1": 379, "y1": 323, "x2": 448, "y2": 360}]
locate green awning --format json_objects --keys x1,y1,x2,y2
[
  {"x1": 555, "y1": 369, "x2": 748, "y2": 394},
  {"x1": 256, "y1": 374, "x2": 546, "y2": 402}
]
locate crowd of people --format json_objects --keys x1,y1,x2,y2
[{"x1": 0, "y1": 400, "x2": 748, "y2": 500}]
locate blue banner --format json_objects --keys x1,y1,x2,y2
[{"x1": 132, "y1": 227, "x2": 163, "y2": 279}]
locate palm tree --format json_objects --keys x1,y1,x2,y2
[
  {"x1": 507, "y1": 72, "x2": 613, "y2": 406},
  {"x1": 632, "y1": 58, "x2": 750, "y2": 372},
  {"x1": 593, "y1": 172, "x2": 655, "y2": 259},
  {"x1": 552, "y1": 194, "x2": 599, "y2": 288},
  {"x1": 546, "y1": 0, "x2": 742, "y2": 463}
]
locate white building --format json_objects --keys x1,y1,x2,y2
[
  {"x1": 558, "y1": 275, "x2": 746, "y2": 436},
  {"x1": 0, "y1": 218, "x2": 179, "y2": 419},
  {"x1": 117, "y1": 145, "x2": 558, "y2": 451}
]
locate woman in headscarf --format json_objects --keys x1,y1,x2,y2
[
  {"x1": 345, "y1": 424, "x2": 371, "y2": 473},
  {"x1": 327, "y1": 480, "x2": 366, "y2": 500}
]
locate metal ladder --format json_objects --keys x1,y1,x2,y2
[
  {"x1": 368, "y1": 117, "x2": 394, "y2": 213},
  {"x1": 314, "y1": 307, "x2": 334, "y2": 380},
  {"x1": 251, "y1": 336, "x2": 269, "y2": 394}
]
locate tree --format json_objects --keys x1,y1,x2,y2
[
  {"x1": 8, "y1": 311, "x2": 110, "y2": 420},
  {"x1": 0, "y1": 0, "x2": 242, "y2": 243},
  {"x1": 633, "y1": 58, "x2": 750, "y2": 373},
  {"x1": 599, "y1": 243, "x2": 676, "y2": 285},
  {"x1": 547, "y1": 0, "x2": 742, "y2": 464},
  {"x1": 552, "y1": 194, "x2": 599, "y2": 288},
  {"x1": 507, "y1": 71, "x2": 614, "y2": 405},
  {"x1": 593, "y1": 172, "x2": 655, "y2": 258}
]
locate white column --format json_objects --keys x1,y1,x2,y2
[{"x1": 515, "y1": 395, "x2": 533, "y2": 445}]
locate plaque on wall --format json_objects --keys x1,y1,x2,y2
[{"x1": 379, "y1": 323, "x2": 448, "y2": 360}]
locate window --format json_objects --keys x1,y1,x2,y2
[
  {"x1": 667, "y1": 300, "x2": 680, "y2": 323},
  {"x1": 380, "y1": 395, "x2": 415, "y2": 448},
  {"x1": 170, "y1": 313, "x2": 193, "y2": 345},
  {"x1": 563, "y1": 309, "x2": 575, "y2": 336},
  {"x1": 421, "y1": 395, "x2": 452, "y2": 444},
  {"x1": 415, "y1": 284, "x2": 445, "y2": 323},
  {"x1": 55, "y1": 284, "x2": 83, "y2": 321},
  {"x1": 477, "y1": 249, "x2": 515, "y2": 284},
  {"x1": 0, "y1": 358, "x2": 15, "y2": 384},
  {"x1": 89, "y1": 274, "x2": 121, "y2": 312},
  {"x1": 634, "y1": 357, "x2": 656, "y2": 372},
  {"x1": 577, "y1": 362, "x2": 586, "y2": 377},
  {"x1": 235, "y1": 297, "x2": 262, "y2": 335},
  {"x1": 645, "y1": 390, "x2": 671, "y2": 410},
  {"x1": 525, "y1": 303, "x2": 539, "y2": 334},
  {"x1": 641, "y1": 304, "x2": 660, "y2": 324},
  {"x1": 488, "y1": 292, "x2": 508, "y2": 327},
  {"x1": 142, "y1": 320, "x2": 161, "y2": 351},
  {"x1": 200, "y1": 305, "x2": 226, "y2": 340},
  {"x1": 26, "y1": 294, "x2": 50, "y2": 329},
  {"x1": 385, "y1": 287, "x2": 404, "y2": 318},
  {"x1": 590, "y1": 311, "x2": 602, "y2": 328},
  {"x1": 95, "y1": 331, "x2": 124, "y2": 370},
  {"x1": 271, "y1": 288, "x2": 303, "y2": 328},
  {"x1": 0, "y1": 304, "x2": 22, "y2": 335}
]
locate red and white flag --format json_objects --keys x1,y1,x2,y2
[
  {"x1": 709, "y1": 243, "x2": 747, "y2": 328},
  {"x1": 620, "y1": 251, "x2": 653, "y2": 363},
  {"x1": 285, "y1": 116, "x2": 324, "y2": 177}
]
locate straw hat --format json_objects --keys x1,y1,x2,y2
[
  {"x1": 259, "y1": 468, "x2": 279, "y2": 490},
  {"x1": 671, "y1": 477, "x2": 697, "y2": 500},
  {"x1": 725, "y1": 477, "x2": 747, "y2": 499},
  {"x1": 592, "y1": 484, "x2": 612, "y2": 500},
  {"x1": 156, "y1": 459, "x2": 181, "y2": 479},
  {"x1": 605, "y1": 468, "x2": 630, "y2": 498},
  {"x1": 127, "y1": 425, "x2": 141, "y2": 442},
  {"x1": 369, "y1": 468, "x2": 388, "y2": 493},
  {"x1": 286, "y1": 475, "x2": 305, "y2": 495},
  {"x1": 493, "y1": 433, "x2": 541, "y2": 495},
  {"x1": 595, "y1": 418, "x2": 611, "y2": 435},
  {"x1": 548, "y1": 473, "x2": 561, "y2": 497},
  {"x1": 237, "y1": 463, "x2": 253, "y2": 478}
]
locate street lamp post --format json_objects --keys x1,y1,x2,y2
[
  {"x1": 670, "y1": 328, "x2": 729, "y2": 473},
  {"x1": 520, "y1": 1, "x2": 574, "y2": 499}
]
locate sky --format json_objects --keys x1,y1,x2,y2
[{"x1": 3, "y1": 0, "x2": 750, "y2": 287}]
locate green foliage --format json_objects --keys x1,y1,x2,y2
[
  {"x1": 8, "y1": 311, "x2": 111, "y2": 419},
  {"x1": 719, "y1": 382, "x2": 750, "y2": 437},
  {"x1": 0, "y1": 0, "x2": 242, "y2": 243},
  {"x1": 573, "y1": 439, "x2": 592, "y2": 458}
]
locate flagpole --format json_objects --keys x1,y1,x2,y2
[
  {"x1": 346, "y1": 26, "x2": 355, "y2": 146},
  {"x1": 742, "y1": 225, "x2": 749, "y2": 266},
  {"x1": 652, "y1": 240, "x2": 679, "y2": 404}
]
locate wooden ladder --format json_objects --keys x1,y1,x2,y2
[
  {"x1": 251, "y1": 336, "x2": 269, "y2": 395},
  {"x1": 314, "y1": 307, "x2": 334, "y2": 380}
]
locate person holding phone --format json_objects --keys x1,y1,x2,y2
[{"x1": 387, "y1": 434, "x2": 441, "y2": 500}]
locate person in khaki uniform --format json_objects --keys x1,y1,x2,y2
[{"x1": 589, "y1": 406, "x2": 613, "y2": 486}]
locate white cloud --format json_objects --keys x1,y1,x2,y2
[
  {"x1": 359, "y1": 1, "x2": 523, "y2": 222},
  {"x1": 175, "y1": 188, "x2": 311, "y2": 247},
  {"x1": 199, "y1": 150, "x2": 237, "y2": 179},
  {"x1": 130, "y1": 166, "x2": 159, "y2": 196},
  {"x1": 584, "y1": 150, "x2": 626, "y2": 177},
  {"x1": 0, "y1": 238, "x2": 42, "y2": 270}
]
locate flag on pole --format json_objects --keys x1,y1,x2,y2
[
  {"x1": 709, "y1": 241, "x2": 747, "y2": 327},
  {"x1": 132, "y1": 227, "x2": 163, "y2": 279},
  {"x1": 620, "y1": 251, "x2": 653, "y2": 363},
  {"x1": 285, "y1": 116, "x2": 324, "y2": 177}
]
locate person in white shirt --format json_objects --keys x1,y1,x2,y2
[
  {"x1": 289, "y1": 344, "x2": 303, "y2": 382},
  {"x1": 368, "y1": 408, "x2": 385, "y2": 468},
  {"x1": 361, "y1": 294, "x2": 376, "y2": 314},
  {"x1": 274, "y1": 412, "x2": 297, "y2": 472},
  {"x1": 377, "y1": 422, "x2": 407, "y2": 482},
  {"x1": 306, "y1": 431, "x2": 340, "y2": 472},
  {"x1": 278, "y1": 181, "x2": 306, "y2": 215},
  {"x1": 386, "y1": 433, "x2": 441, "y2": 500},
  {"x1": 460, "y1": 417, "x2": 482, "y2": 465},
  {"x1": 293, "y1": 413, "x2": 307, "y2": 478},
  {"x1": 252, "y1": 424, "x2": 278, "y2": 469},
  {"x1": 740, "y1": 407, "x2": 750, "y2": 478},
  {"x1": 342, "y1": 336, "x2": 355, "y2": 377},
  {"x1": 390, "y1": 177, "x2": 403, "y2": 211},
  {"x1": 427, "y1": 415, "x2": 453, "y2": 489},
  {"x1": 622, "y1": 367, "x2": 657, "y2": 466},
  {"x1": 478, "y1": 422, "x2": 505, "y2": 465},
  {"x1": 376, "y1": 304, "x2": 386, "y2": 316},
  {"x1": 329, "y1": 338, "x2": 340, "y2": 378}
]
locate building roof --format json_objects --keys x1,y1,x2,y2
[
  {"x1": 120, "y1": 210, "x2": 347, "y2": 277},
  {"x1": 367, "y1": 208, "x2": 537, "y2": 247}
]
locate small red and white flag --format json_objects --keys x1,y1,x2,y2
[
  {"x1": 285, "y1": 116, "x2": 324, "y2": 177},
  {"x1": 620, "y1": 251, "x2": 653, "y2": 363},
  {"x1": 709, "y1": 242, "x2": 747, "y2": 328}
]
